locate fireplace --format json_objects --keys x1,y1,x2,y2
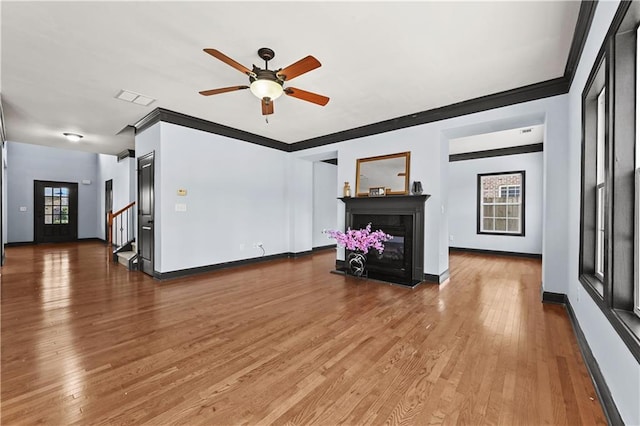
[{"x1": 339, "y1": 195, "x2": 429, "y2": 286}]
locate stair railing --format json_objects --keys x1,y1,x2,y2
[{"x1": 108, "y1": 201, "x2": 136, "y2": 249}]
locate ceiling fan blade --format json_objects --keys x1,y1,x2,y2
[
  {"x1": 199, "y1": 85, "x2": 249, "y2": 96},
  {"x1": 203, "y1": 49, "x2": 252, "y2": 75},
  {"x1": 284, "y1": 87, "x2": 330, "y2": 106},
  {"x1": 261, "y1": 98, "x2": 274, "y2": 115},
  {"x1": 277, "y1": 56, "x2": 321, "y2": 81}
]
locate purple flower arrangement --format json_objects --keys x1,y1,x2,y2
[{"x1": 325, "y1": 223, "x2": 393, "y2": 254}]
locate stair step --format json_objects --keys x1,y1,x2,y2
[{"x1": 117, "y1": 251, "x2": 136, "y2": 268}]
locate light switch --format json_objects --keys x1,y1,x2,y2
[
  {"x1": 19, "y1": 206, "x2": 27, "y2": 212},
  {"x1": 175, "y1": 203, "x2": 187, "y2": 212}
]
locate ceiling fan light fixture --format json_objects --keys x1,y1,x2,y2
[
  {"x1": 250, "y1": 79, "x2": 283, "y2": 101},
  {"x1": 63, "y1": 132, "x2": 83, "y2": 142}
]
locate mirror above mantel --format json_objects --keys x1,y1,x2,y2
[{"x1": 355, "y1": 151, "x2": 411, "y2": 196}]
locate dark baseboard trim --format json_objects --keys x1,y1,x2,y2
[
  {"x1": 156, "y1": 253, "x2": 290, "y2": 280},
  {"x1": 287, "y1": 250, "x2": 313, "y2": 258},
  {"x1": 312, "y1": 244, "x2": 336, "y2": 252},
  {"x1": 78, "y1": 237, "x2": 105, "y2": 243},
  {"x1": 449, "y1": 246, "x2": 542, "y2": 259},
  {"x1": 155, "y1": 250, "x2": 321, "y2": 280},
  {"x1": 541, "y1": 291, "x2": 567, "y2": 305},
  {"x1": 5, "y1": 241, "x2": 35, "y2": 247},
  {"x1": 449, "y1": 143, "x2": 543, "y2": 162},
  {"x1": 423, "y1": 269, "x2": 450, "y2": 284},
  {"x1": 133, "y1": 108, "x2": 289, "y2": 152},
  {"x1": 565, "y1": 300, "x2": 624, "y2": 426}
]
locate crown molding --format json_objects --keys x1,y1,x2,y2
[
  {"x1": 133, "y1": 108, "x2": 289, "y2": 152},
  {"x1": 565, "y1": 1, "x2": 599, "y2": 89},
  {"x1": 290, "y1": 77, "x2": 567, "y2": 152}
]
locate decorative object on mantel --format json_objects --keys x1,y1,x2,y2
[
  {"x1": 325, "y1": 223, "x2": 393, "y2": 278},
  {"x1": 412, "y1": 181, "x2": 423, "y2": 195},
  {"x1": 356, "y1": 151, "x2": 410, "y2": 197},
  {"x1": 368, "y1": 187, "x2": 386, "y2": 197},
  {"x1": 343, "y1": 181, "x2": 351, "y2": 197}
]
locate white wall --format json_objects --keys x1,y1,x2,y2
[
  {"x1": 312, "y1": 161, "x2": 337, "y2": 248},
  {"x1": 135, "y1": 122, "x2": 291, "y2": 274},
  {"x1": 95, "y1": 154, "x2": 135, "y2": 240},
  {"x1": 448, "y1": 152, "x2": 543, "y2": 254},
  {"x1": 566, "y1": 1, "x2": 640, "y2": 424},
  {"x1": 5, "y1": 141, "x2": 98, "y2": 242}
]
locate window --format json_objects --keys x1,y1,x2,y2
[
  {"x1": 477, "y1": 171, "x2": 525, "y2": 236},
  {"x1": 579, "y1": 0, "x2": 640, "y2": 364},
  {"x1": 499, "y1": 185, "x2": 521, "y2": 198},
  {"x1": 595, "y1": 88, "x2": 606, "y2": 281}
]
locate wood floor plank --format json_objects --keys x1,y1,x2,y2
[{"x1": 1, "y1": 242, "x2": 607, "y2": 424}]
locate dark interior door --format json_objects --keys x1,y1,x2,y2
[
  {"x1": 138, "y1": 152, "x2": 154, "y2": 276},
  {"x1": 105, "y1": 179, "x2": 113, "y2": 243},
  {"x1": 34, "y1": 180, "x2": 78, "y2": 243}
]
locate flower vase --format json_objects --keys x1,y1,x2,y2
[{"x1": 347, "y1": 251, "x2": 367, "y2": 277}]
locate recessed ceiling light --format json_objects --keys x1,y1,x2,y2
[
  {"x1": 63, "y1": 132, "x2": 83, "y2": 142},
  {"x1": 115, "y1": 89, "x2": 156, "y2": 107}
]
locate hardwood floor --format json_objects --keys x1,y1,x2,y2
[{"x1": 1, "y1": 242, "x2": 606, "y2": 425}]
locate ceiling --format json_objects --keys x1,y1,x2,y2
[
  {"x1": 449, "y1": 124, "x2": 544, "y2": 155},
  {"x1": 1, "y1": 1, "x2": 581, "y2": 156}
]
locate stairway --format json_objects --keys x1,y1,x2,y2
[{"x1": 116, "y1": 241, "x2": 138, "y2": 270}]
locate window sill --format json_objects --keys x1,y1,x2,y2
[
  {"x1": 477, "y1": 231, "x2": 525, "y2": 237},
  {"x1": 579, "y1": 274, "x2": 640, "y2": 363}
]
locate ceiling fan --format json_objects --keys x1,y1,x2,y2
[{"x1": 199, "y1": 47, "x2": 329, "y2": 116}]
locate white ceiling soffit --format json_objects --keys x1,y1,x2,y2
[
  {"x1": 1, "y1": 2, "x2": 580, "y2": 155},
  {"x1": 449, "y1": 124, "x2": 544, "y2": 155}
]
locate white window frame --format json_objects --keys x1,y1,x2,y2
[
  {"x1": 478, "y1": 172, "x2": 524, "y2": 236},
  {"x1": 498, "y1": 184, "x2": 521, "y2": 198}
]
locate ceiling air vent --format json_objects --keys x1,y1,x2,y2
[{"x1": 115, "y1": 90, "x2": 156, "y2": 107}]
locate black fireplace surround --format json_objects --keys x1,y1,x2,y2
[{"x1": 338, "y1": 195, "x2": 429, "y2": 286}]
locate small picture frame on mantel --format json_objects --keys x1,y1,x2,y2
[{"x1": 368, "y1": 187, "x2": 387, "y2": 197}]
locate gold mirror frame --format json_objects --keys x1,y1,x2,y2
[{"x1": 355, "y1": 152, "x2": 411, "y2": 197}]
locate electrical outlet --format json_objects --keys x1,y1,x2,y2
[
  {"x1": 240, "y1": 243, "x2": 245, "y2": 250},
  {"x1": 449, "y1": 235, "x2": 454, "y2": 242}
]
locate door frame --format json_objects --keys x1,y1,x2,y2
[
  {"x1": 33, "y1": 180, "x2": 79, "y2": 243},
  {"x1": 137, "y1": 152, "x2": 155, "y2": 276},
  {"x1": 105, "y1": 179, "x2": 113, "y2": 244}
]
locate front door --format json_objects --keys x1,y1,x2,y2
[
  {"x1": 137, "y1": 152, "x2": 154, "y2": 276},
  {"x1": 34, "y1": 180, "x2": 78, "y2": 243},
  {"x1": 105, "y1": 179, "x2": 113, "y2": 243}
]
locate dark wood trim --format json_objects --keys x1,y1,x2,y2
[
  {"x1": 287, "y1": 250, "x2": 313, "y2": 258},
  {"x1": 476, "y1": 170, "x2": 526, "y2": 237},
  {"x1": 565, "y1": 300, "x2": 625, "y2": 426},
  {"x1": 5, "y1": 241, "x2": 35, "y2": 247},
  {"x1": 449, "y1": 143, "x2": 543, "y2": 162},
  {"x1": 156, "y1": 253, "x2": 291, "y2": 280},
  {"x1": 155, "y1": 251, "x2": 320, "y2": 280},
  {"x1": 424, "y1": 269, "x2": 450, "y2": 284},
  {"x1": 541, "y1": 291, "x2": 567, "y2": 305},
  {"x1": 312, "y1": 244, "x2": 336, "y2": 252},
  {"x1": 449, "y1": 246, "x2": 542, "y2": 259},
  {"x1": 117, "y1": 149, "x2": 135, "y2": 162},
  {"x1": 290, "y1": 78, "x2": 568, "y2": 151},
  {"x1": 565, "y1": 0, "x2": 599, "y2": 88},
  {"x1": 133, "y1": 108, "x2": 289, "y2": 152}
]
